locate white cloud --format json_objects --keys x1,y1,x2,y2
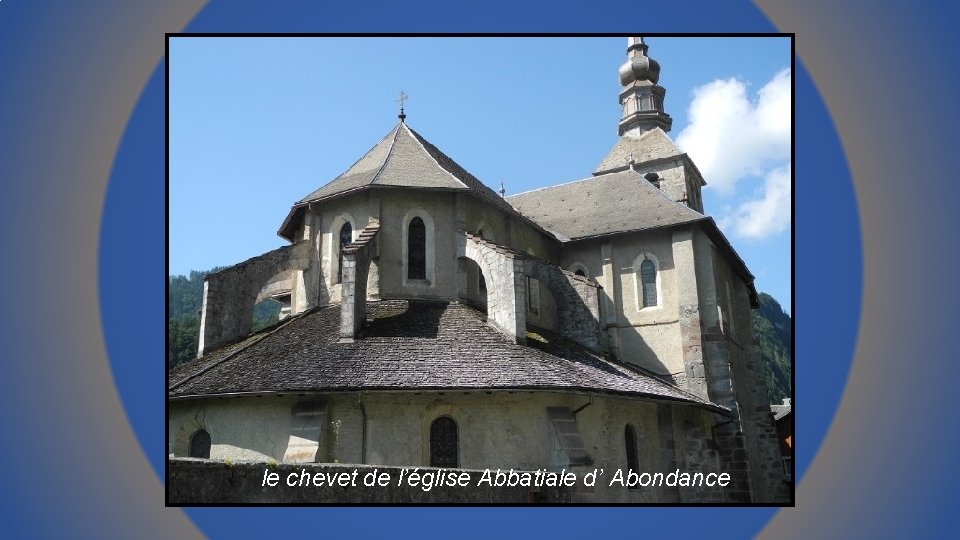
[
  {"x1": 676, "y1": 68, "x2": 791, "y2": 195},
  {"x1": 720, "y1": 164, "x2": 791, "y2": 240}
]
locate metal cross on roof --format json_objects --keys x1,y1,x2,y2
[{"x1": 396, "y1": 91, "x2": 408, "y2": 121}]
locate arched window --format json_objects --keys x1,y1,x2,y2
[
  {"x1": 337, "y1": 222, "x2": 353, "y2": 284},
  {"x1": 569, "y1": 262, "x2": 589, "y2": 279},
  {"x1": 624, "y1": 424, "x2": 639, "y2": 489},
  {"x1": 408, "y1": 217, "x2": 426, "y2": 280},
  {"x1": 430, "y1": 416, "x2": 459, "y2": 467},
  {"x1": 640, "y1": 259, "x2": 657, "y2": 307},
  {"x1": 189, "y1": 429, "x2": 211, "y2": 459}
]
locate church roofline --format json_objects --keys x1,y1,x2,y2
[
  {"x1": 593, "y1": 151, "x2": 707, "y2": 186},
  {"x1": 277, "y1": 184, "x2": 562, "y2": 243},
  {"x1": 168, "y1": 388, "x2": 730, "y2": 416},
  {"x1": 399, "y1": 122, "x2": 470, "y2": 190},
  {"x1": 277, "y1": 121, "x2": 558, "y2": 242},
  {"x1": 170, "y1": 300, "x2": 727, "y2": 412}
]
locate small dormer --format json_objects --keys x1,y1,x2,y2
[{"x1": 644, "y1": 172, "x2": 661, "y2": 190}]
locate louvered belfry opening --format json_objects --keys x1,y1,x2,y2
[{"x1": 430, "y1": 416, "x2": 458, "y2": 467}]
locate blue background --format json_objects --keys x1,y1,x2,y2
[{"x1": 1, "y1": 0, "x2": 955, "y2": 538}]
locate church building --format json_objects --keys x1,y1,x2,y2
[{"x1": 168, "y1": 38, "x2": 789, "y2": 503}]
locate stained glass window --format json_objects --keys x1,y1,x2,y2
[{"x1": 640, "y1": 259, "x2": 657, "y2": 307}]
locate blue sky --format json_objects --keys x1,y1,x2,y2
[{"x1": 169, "y1": 36, "x2": 792, "y2": 312}]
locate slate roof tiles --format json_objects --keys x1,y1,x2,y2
[
  {"x1": 169, "y1": 300, "x2": 725, "y2": 414},
  {"x1": 507, "y1": 169, "x2": 706, "y2": 241}
]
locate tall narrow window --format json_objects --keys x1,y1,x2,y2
[
  {"x1": 337, "y1": 222, "x2": 352, "y2": 284},
  {"x1": 477, "y1": 228, "x2": 487, "y2": 291},
  {"x1": 624, "y1": 424, "x2": 639, "y2": 489},
  {"x1": 640, "y1": 259, "x2": 657, "y2": 307},
  {"x1": 189, "y1": 429, "x2": 211, "y2": 459},
  {"x1": 430, "y1": 416, "x2": 458, "y2": 467},
  {"x1": 408, "y1": 217, "x2": 426, "y2": 280}
]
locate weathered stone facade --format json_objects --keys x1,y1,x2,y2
[
  {"x1": 198, "y1": 240, "x2": 312, "y2": 355},
  {"x1": 169, "y1": 391, "x2": 742, "y2": 503}
]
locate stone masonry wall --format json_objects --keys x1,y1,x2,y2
[
  {"x1": 459, "y1": 231, "x2": 604, "y2": 351},
  {"x1": 458, "y1": 231, "x2": 526, "y2": 343},
  {"x1": 199, "y1": 241, "x2": 312, "y2": 356},
  {"x1": 697, "y1": 227, "x2": 789, "y2": 503},
  {"x1": 339, "y1": 220, "x2": 380, "y2": 339},
  {"x1": 522, "y1": 258, "x2": 605, "y2": 353}
]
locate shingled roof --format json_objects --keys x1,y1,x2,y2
[
  {"x1": 169, "y1": 300, "x2": 725, "y2": 414},
  {"x1": 279, "y1": 122, "x2": 524, "y2": 239},
  {"x1": 594, "y1": 127, "x2": 690, "y2": 176},
  {"x1": 507, "y1": 169, "x2": 706, "y2": 241}
]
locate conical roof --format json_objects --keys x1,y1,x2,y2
[
  {"x1": 297, "y1": 122, "x2": 513, "y2": 210},
  {"x1": 279, "y1": 121, "x2": 521, "y2": 239}
]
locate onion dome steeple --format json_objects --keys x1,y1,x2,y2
[{"x1": 617, "y1": 37, "x2": 672, "y2": 137}]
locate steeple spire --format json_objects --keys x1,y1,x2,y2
[{"x1": 617, "y1": 37, "x2": 672, "y2": 137}]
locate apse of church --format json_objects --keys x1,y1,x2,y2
[{"x1": 170, "y1": 38, "x2": 789, "y2": 504}]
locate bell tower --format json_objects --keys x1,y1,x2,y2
[{"x1": 617, "y1": 37, "x2": 672, "y2": 137}]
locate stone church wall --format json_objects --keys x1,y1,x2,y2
[
  {"x1": 309, "y1": 190, "x2": 561, "y2": 308},
  {"x1": 170, "y1": 391, "x2": 746, "y2": 503},
  {"x1": 694, "y1": 227, "x2": 789, "y2": 502},
  {"x1": 558, "y1": 228, "x2": 685, "y2": 381},
  {"x1": 314, "y1": 193, "x2": 379, "y2": 306},
  {"x1": 198, "y1": 241, "x2": 312, "y2": 355}
]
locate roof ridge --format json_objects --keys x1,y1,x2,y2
[
  {"x1": 369, "y1": 121, "x2": 404, "y2": 186},
  {"x1": 508, "y1": 169, "x2": 633, "y2": 199},
  {"x1": 297, "y1": 124, "x2": 399, "y2": 203},
  {"x1": 399, "y1": 123, "x2": 469, "y2": 189}
]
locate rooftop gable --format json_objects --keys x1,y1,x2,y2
[{"x1": 594, "y1": 127, "x2": 685, "y2": 175}]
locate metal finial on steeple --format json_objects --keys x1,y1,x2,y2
[
  {"x1": 396, "y1": 91, "x2": 408, "y2": 122},
  {"x1": 498, "y1": 179, "x2": 506, "y2": 198},
  {"x1": 627, "y1": 36, "x2": 649, "y2": 55},
  {"x1": 626, "y1": 152, "x2": 636, "y2": 170}
]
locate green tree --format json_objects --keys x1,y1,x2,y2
[
  {"x1": 168, "y1": 267, "x2": 282, "y2": 370},
  {"x1": 751, "y1": 292, "x2": 793, "y2": 403}
]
